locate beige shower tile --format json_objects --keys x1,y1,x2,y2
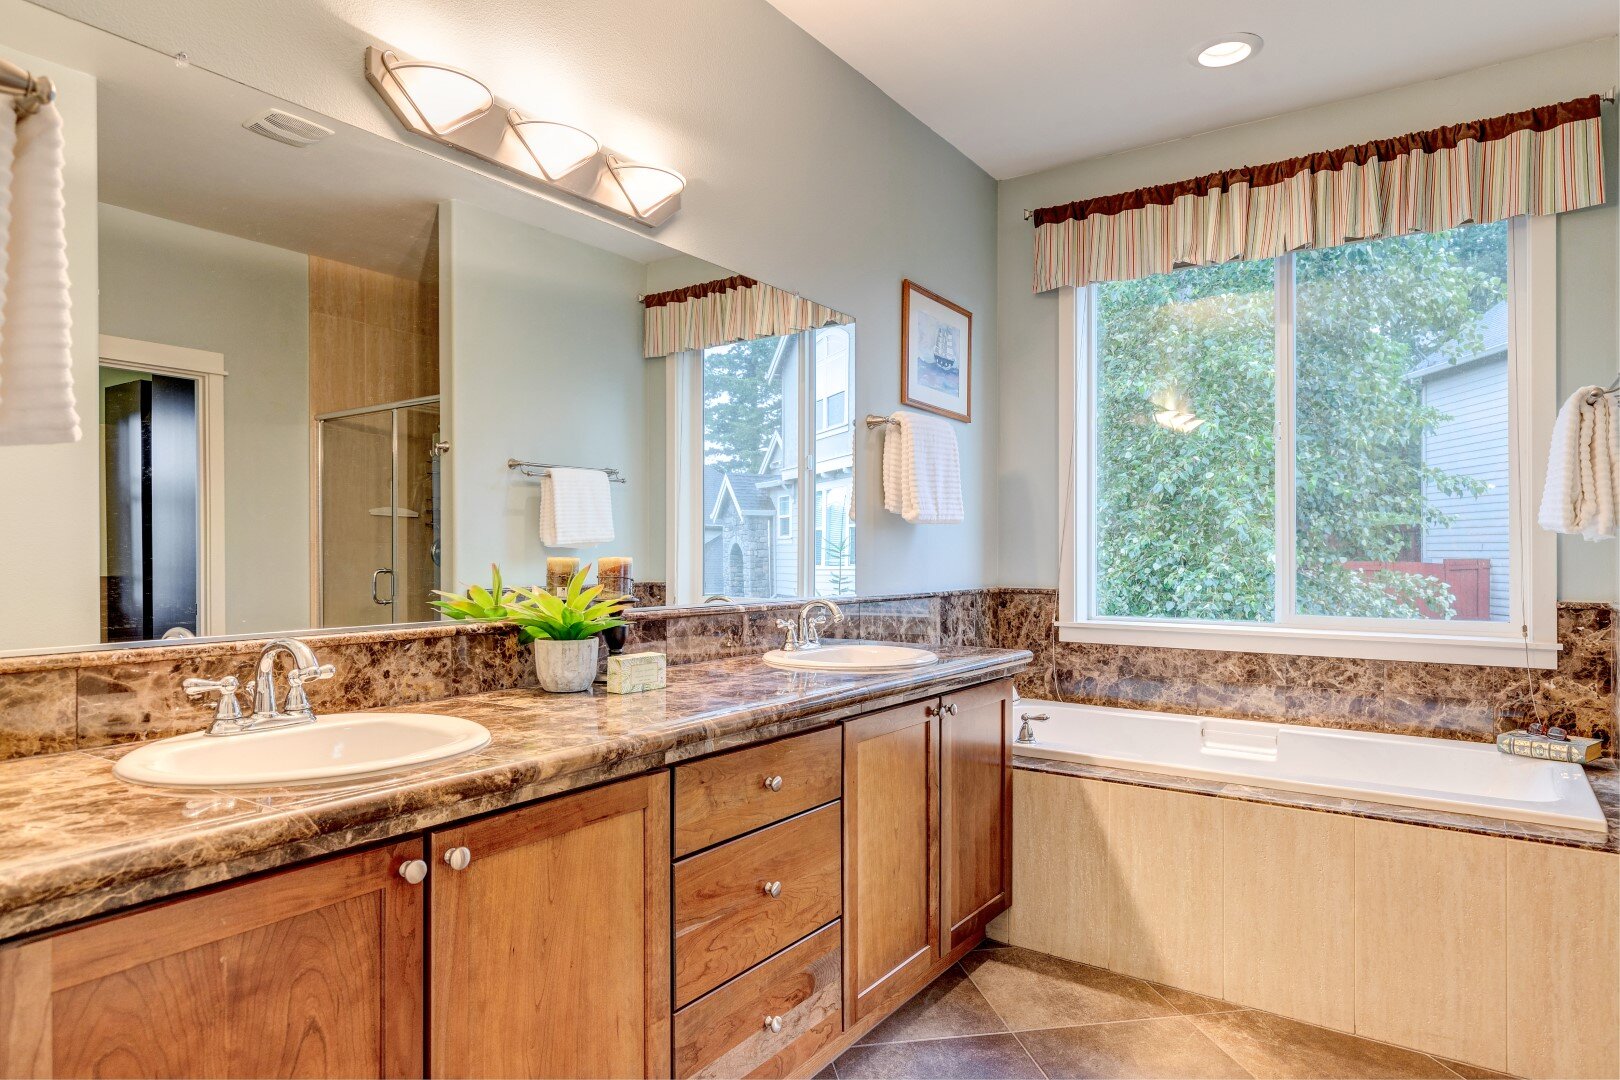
[
  {"x1": 1221, "y1": 800, "x2": 1354, "y2": 1032},
  {"x1": 1505, "y1": 841, "x2": 1618, "y2": 1080},
  {"x1": 1001, "y1": 770, "x2": 1113, "y2": 966},
  {"x1": 1353, "y1": 818, "x2": 1506, "y2": 1071},
  {"x1": 1105, "y1": 784, "x2": 1224, "y2": 997}
]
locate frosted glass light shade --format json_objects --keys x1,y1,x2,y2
[
  {"x1": 1193, "y1": 34, "x2": 1262, "y2": 68},
  {"x1": 608, "y1": 158, "x2": 687, "y2": 219},
  {"x1": 381, "y1": 51, "x2": 493, "y2": 135},
  {"x1": 509, "y1": 113, "x2": 600, "y2": 180}
]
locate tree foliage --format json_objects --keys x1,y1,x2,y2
[
  {"x1": 1094, "y1": 222, "x2": 1507, "y2": 622},
  {"x1": 703, "y1": 338, "x2": 784, "y2": 468}
]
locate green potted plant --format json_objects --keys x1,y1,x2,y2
[{"x1": 430, "y1": 564, "x2": 628, "y2": 693}]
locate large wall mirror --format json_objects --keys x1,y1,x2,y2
[{"x1": 0, "y1": 5, "x2": 855, "y2": 655}]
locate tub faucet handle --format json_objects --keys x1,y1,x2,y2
[{"x1": 1016, "y1": 712, "x2": 1049, "y2": 744}]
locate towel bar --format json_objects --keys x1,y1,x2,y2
[
  {"x1": 507, "y1": 458, "x2": 627, "y2": 484},
  {"x1": 865, "y1": 414, "x2": 899, "y2": 429}
]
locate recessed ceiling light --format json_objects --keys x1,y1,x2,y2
[{"x1": 1193, "y1": 33, "x2": 1263, "y2": 69}]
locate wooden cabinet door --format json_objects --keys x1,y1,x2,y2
[
  {"x1": 0, "y1": 839, "x2": 425, "y2": 1079},
  {"x1": 429, "y1": 772, "x2": 671, "y2": 1079},
  {"x1": 842, "y1": 699, "x2": 939, "y2": 1025},
  {"x1": 940, "y1": 679, "x2": 1013, "y2": 953}
]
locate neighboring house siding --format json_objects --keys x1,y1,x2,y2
[{"x1": 1421, "y1": 352, "x2": 1510, "y2": 620}]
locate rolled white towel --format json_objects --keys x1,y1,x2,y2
[
  {"x1": 1539, "y1": 386, "x2": 1616, "y2": 540},
  {"x1": 0, "y1": 102, "x2": 78, "y2": 445}
]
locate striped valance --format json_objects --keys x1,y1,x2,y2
[
  {"x1": 1032, "y1": 96, "x2": 1606, "y2": 293},
  {"x1": 643, "y1": 275, "x2": 852, "y2": 358}
]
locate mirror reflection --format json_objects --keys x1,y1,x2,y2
[{"x1": 0, "y1": 19, "x2": 855, "y2": 655}]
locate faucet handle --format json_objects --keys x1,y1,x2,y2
[
  {"x1": 183, "y1": 675, "x2": 245, "y2": 722},
  {"x1": 283, "y1": 664, "x2": 336, "y2": 716},
  {"x1": 775, "y1": 619, "x2": 800, "y2": 652}
]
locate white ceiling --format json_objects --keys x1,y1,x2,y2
[{"x1": 764, "y1": 0, "x2": 1619, "y2": 179}]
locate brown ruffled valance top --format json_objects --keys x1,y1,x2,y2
[
  {"x1": 1031, "y1": 95, "x2": 1603, "y2": 228},
  {"x1": 642, "y1": 275, "x2": 758, "y2": 308}
]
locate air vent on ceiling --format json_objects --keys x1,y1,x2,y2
[{"x1": 241, "y1": 108, "x2": 334, "y2": 148}]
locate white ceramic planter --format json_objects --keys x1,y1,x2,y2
[{"x1": 533, "y1": 636, "x2": 602, "y2": 693}]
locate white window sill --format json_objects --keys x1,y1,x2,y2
[{"x1": 1056, "y1": 620, "x2": 1560, "y2": 669}]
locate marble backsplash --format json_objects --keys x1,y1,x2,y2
[
  {"x1": 0, "y1": 587, "x2": 1610, "y2": 761},
  {"x1": 993, "y1": 589, "x2": 1616, "y2": 752}
]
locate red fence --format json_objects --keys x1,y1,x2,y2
[{"x1": 1342, "y1": 559, "x2": 1492, "y2": 620}]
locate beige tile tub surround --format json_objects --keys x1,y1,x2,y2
[{"x1": 992, "y1": 769, "x2": 1620, "y2": 1079}]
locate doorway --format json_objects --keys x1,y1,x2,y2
[{"x1": 317, "y1": 397, "x2": 442, "y2": 628}]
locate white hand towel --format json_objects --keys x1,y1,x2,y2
[
  {"x1": 882, "y1": 410, "x2": 963, "y2": 525},
  {"x1": 538, "y1": 467, "x2": 615, "y2": 548},
  {"x1": 1539, "y1": 386, "x2": 1617, "y2": 539},
  {"x1": 0, "y1": 103, "x2": 78, "y2": 445}
]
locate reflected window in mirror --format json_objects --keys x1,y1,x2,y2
[{"x1": 695, "y1": 323, "x2": 856, "y2": 602}]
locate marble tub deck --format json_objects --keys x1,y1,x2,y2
[{"x1": 0, "y1": 647, "x2": 1030, "y2": 942}]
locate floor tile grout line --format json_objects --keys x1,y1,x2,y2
[
  {"x1": 956, "y1": 951, "x2": 1049, "y2": 1079},
  {"x1": 1429, "y1": 1054, "x2": 1465, "y2": 1078},
  {"x1": 1007, "y1": 1029, "x2": 1050, "y2": 1080}
]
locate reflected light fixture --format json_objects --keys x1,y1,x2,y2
[
  {"x1": 1193, "y1": 33, "x2": 1263, "y2": 69},
  {"x1": 375, "y1": 49, "x2": 493, "y2": 136},
  {"x1": 1151, "y1": 388, "x2": 1206, "y2": 433},
  {"x1": 607, "y1": 157, "x2": 687, "y2": 219},
  {"x1": 508, "y1": 111, "x2": 601, "y2": 181}
]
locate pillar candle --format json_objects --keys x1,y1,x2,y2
[{"x1": 546, "y1": 557, "x2": 580, "y2": 591}]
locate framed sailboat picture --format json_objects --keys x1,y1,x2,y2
[{"x1": 901, "y1": 279, "x2": 972, "y2": 422}]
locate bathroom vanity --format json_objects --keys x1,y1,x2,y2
[{"x1": 0, "y1": 648, "x2": 1025, "y2": 1079}]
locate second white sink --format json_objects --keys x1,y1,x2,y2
[
  {"x1": 763, "y1": 642, "x2": 939, "y2": 672},
  {"x1": 113, "y1": 712, "x2": 491, "y2": 789}
]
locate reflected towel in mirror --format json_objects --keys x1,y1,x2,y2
[{"x1": 539, "y1": 466, "x2": 615, "y2": 547}]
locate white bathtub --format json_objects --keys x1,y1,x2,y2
[{"x1": 1011, "y1": 700, "x2": 1606, "y2": 833}]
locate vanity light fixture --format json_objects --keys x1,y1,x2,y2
[
  {"x1": 606, "y1": 156, "x2": 687, "y2": 219},
  {"x1": 1193, "y1": 33, "x2": 1263, "y2": 68},
  {"x1": 372, "y1": 50, "x2": 493, "y2": 135},
  {"x1": 365, "y1": 45, "x2": 685, "y2": 227},
  {"x1": 508, "y1": 112, "x2": 600, "y2": 181}
]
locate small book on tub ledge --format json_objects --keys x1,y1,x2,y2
[{"x1": 1496, "y1": 729, "x2": 1602, "y2": 763}]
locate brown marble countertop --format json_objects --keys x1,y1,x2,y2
[
  {"x1": 0, "y1": 647, "x2": 1029, "y2": 942},
  {"x1": 1014, "y1": 754, "x2": 1619, "y2": 855}
]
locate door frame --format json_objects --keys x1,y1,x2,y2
[{"x1": 98, "y1": 335, "x2": 226, "y2": 637}]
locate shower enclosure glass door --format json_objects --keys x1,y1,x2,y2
[{"x1": 317, "y1": 398, "x2": 441, "y2": 628}]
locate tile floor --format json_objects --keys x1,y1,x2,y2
[{"x1": 822, "y1": 942, "x2": 1515, "y2": 1080}]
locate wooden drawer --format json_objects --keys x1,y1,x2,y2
[
  {"x1": 674, "y1": 922, "x2": 842, "y2": 1079},
  {"x1": 674, "y1": 726, "x2": 841, "y2": 856},
  {"x1": 675, "y1": 803, "x2": 842, "y2": 1006}
]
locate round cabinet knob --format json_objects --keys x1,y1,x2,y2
[
  {"x1": 398, "y1": 859, "x2": 428, "y2": 885},
  {"x1": 443, "y1": 846, "x2": 473, "y2": 871},
  {"x1": 762, "y1": 880, "x2": 782, "y2": 898},
  {"x1": 945, "y1": 702, "x2": 959, "y2": 715},
  {"x1": 763, "y1": 1015, "x2": 783, "y2": 1034},
  {"x1": 763, "y1": 775, "x2": 784, "y2": 792}
]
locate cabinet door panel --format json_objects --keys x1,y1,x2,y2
[
  {"x1": 941, "y1": 680, "x2": 1013, "y2": 952},
  {"x1": 843, "y1": 700, "x2": 939, "y2": 1024},
  {"x1": 430, "y1": 773, "x2": 671, "y2": 1080},
  {"x1": 0, "y1": 839, "x2": 425, "y2": 1080}
]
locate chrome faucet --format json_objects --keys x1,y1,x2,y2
[
  {"x1": 797, "y1": 599, "x2": 844, "y2": 649},
  {"x1": 1015, "y1": 712, "x2": 1049, "y2": 744},
  {"x1": 184, "y1": 638, "x2": 335, "y2": 736}
]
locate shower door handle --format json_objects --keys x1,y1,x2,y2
[{"x1": 371, "y1": 568, "x2": 395, "y2": 606}]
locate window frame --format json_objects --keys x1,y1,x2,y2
[
  {"x1": 776, "y1": 494, "x2": 793, "y2": 539},
  {"x1": 1057, "y1": 215, "x2": 1559, "y2": 668},
  {"x1": 668, "y1": 324, "x2": 858, "y2": 604}
]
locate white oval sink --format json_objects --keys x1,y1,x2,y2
[
  {"x1": 763, "y1": 642, "x2": 939, "y2": 672},
  {"x1": 113, "y1": 713, "x2": 491, "y2": 789}
]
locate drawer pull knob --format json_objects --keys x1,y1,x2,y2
[
  {"x1": 924, "y1": 704, "x2": 941, "y2": 717},
  {"x1": 764, "y1": 1015, "x2": 783, "y2": 1034},
  {"x1": 763, "y1": 774, "x2": 784, "y2": 791},
  {"x1": 443, "y1": 846, "x2": 473, "y2": 871},
  {"x1": 398, "y1": 859, "x2": 428, "y2": 885},
  {"x1": 762, "y1": 880, "x2": 782, "y2": 898},
  {"x1": 945, "y1": 702, "x2": 959, "y2": 715}
]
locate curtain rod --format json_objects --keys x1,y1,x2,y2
[
  {"x1": 1021, "y1": 89, "x2": 1619, "y2": 222},
  {"x1": 0, "y1": 57, "x2": 55, "y2": 117}
]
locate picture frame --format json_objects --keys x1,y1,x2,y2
[{"x1": 900, "y1": 279, "x2": 972, "y2": 423}]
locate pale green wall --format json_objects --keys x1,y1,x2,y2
[
  {"x1": 995, "y1": 38, "x2": 1620, "y2": 603},
  {"x1": 98, "y1": 204, "x2": 312, "y2": 633},
  {"x1": 442, "y1": 200, "x2": 653, "y2": 591}
]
